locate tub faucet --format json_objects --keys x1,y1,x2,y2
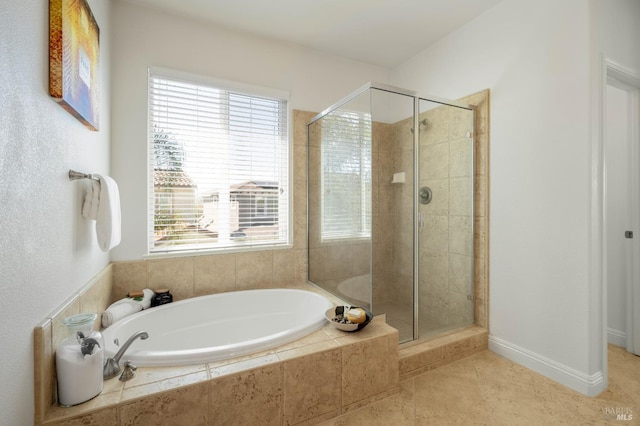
[{"x1": 103, "y1": 330, "x2": 149, "y2": 380}]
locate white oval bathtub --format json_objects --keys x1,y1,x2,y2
[{"x1": 102, "y1": 289, "x2": 332, "y2": 366}]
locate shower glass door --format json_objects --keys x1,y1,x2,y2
[
  {"x1": 417, "y1": 99, "x2": 475, "y2": 338},
  {"x1": 369, "y1": 88, "x2": 416, "y2": 343},
  {"x1": 308, "y1": 90, "x2": 373, "y2": 310}
]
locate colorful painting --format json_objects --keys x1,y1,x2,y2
[{"x1": 49, "y1": 0, "x2": 100, "y2": 131}]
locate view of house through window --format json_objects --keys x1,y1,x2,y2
[{"x1": 148, "y1": 70, "x2": 289, "y2": 253}]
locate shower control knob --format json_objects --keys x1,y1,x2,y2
[{"x1": 419, "y1": 187, "x2": 433, "y2": 205}]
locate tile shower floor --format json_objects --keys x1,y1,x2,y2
[
  {"x1": 375, "y1": 301, "x2": 413, "y2": 341},
  {"x1": 319, "y1": 345, "x2": 640, "y2": 425},
  {"x1": 376, "y1": 301, "x2": 456, "y2": 343}
]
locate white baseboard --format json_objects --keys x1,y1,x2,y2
[
  {"x1": 488, "y1": 335, "x2": 605, "y2": 397},
  {"x1": 607, "y1": 328, "x2": 627, "y2": 348}
]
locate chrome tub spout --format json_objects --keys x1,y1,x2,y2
[{"x1": 103, "y1": 331, "x2": 149, "y2": 380}]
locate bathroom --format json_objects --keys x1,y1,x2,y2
[{"x1": 2, "y1": 0, "x2": 640, "y2": 425}]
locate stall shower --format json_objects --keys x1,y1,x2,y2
[{"x1": 307, "y1": 83, "x2": 475, "y2": 343}]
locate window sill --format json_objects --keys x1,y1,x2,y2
[{"x1": 144, "y1": 243, "x2": 294, "y2": 260}]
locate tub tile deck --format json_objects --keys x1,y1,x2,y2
[{"x1": 41, "y1": 317, "x2": 400, "y2": 425}]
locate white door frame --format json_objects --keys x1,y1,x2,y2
[
  {"x1": 606, "y1": 72, "x2": 640, "y2": 352},
  {"x1": 630, "y1": 80, "x2": 640, "y2": 354},
  {"x1": 601, "y1": 57, "x2": 640, "y2": 359},
  {"x1": 592, "y1": 57, "x2": 640, "y2": 395},
  {"x1": 628, "y1": 77, "x2": 640, "y2": 354}
]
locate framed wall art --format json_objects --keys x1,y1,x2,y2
[{"x1": 49, "y1": 0, "x2": 100, "y2": 131}]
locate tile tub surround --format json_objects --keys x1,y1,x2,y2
[
  {"x1": 33, "y1": 265, "x2": 113, "y2": 425},
  {"x1": 37, "y1": 317, "x2": 399, "y2": 426},
  {"x1": 33, "y1": 271, "x2": 346, "y2": 425}
]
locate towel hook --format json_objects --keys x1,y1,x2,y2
[{"x1": 68, "y1": 169, "x2": 100, "y2": 181}]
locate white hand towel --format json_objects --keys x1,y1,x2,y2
[
  {"x1": 81, "y1": 179, "x2": 100, "y2": 220},
  {"x1": 101, "y1": 301, "x2": 142, "y2": 328},
  {"x1": 101, "y1": 289, "x2": 155, "y2": 328},
  {"x1": 94, "y1": 174, "x2": 122, "y2": 252},
  {"x1": 140, "y1": 288, "x2": 154, "y2": 310}
]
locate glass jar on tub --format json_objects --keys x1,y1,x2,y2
[{"x1": 56, "y1": 313, "x2": 105, "y2": 406}]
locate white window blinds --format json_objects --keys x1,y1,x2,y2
[
  {"x1": 148, "y1": 70, "x2": 289, "y2": 253},
  {"x1": 321, "y1": 111, "x2": 372, "y2": 240}
]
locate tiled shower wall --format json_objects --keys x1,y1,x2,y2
[{"x1": 417, "y1": 103, "x2": 475, "y2": 329}]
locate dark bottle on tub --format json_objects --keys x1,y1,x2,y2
[{"x1": 151, "y1": 289, "x2": 173, "y2": 307}]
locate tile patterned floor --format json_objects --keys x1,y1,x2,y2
[{"x1": 319, "y1": 345, "x2": 640, "y2": 425}]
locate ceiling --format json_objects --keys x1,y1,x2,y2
[{"x1": 121, "y1": 0, "x2": 501, "y2": 68}]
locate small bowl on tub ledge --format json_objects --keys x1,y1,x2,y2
[{"x1": 325, "y1": 305, "x2": 373, "y2": 332}]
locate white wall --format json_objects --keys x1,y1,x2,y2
[
  {"x1": 110, "y1": 0, "x2": 390, "y2": 261},
  {"x1": 393, "y1": 0, "x2": 595, "y2": 389},
  {"x1": 0, "y1": 1, "x2": 111, "y2": 424},
  {"x1": 391, "y1": 0, "x2": 640, "y2": 395},
  {"x1": 597, "y1": 0, "x2": 640, "y2": 74}
]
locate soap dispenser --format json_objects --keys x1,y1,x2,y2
[{"x1": 56, "y1": 313, "x2": 104, "y2": 406}]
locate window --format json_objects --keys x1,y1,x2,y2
[
  {"x1": 148, "y1": 69, "x2": 289, "y2": 253},
  {"x1": 321, "y1": 111, "x2": 372, "y2": 240}
]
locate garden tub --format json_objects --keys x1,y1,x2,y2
[{"x1": 102, "y1": 288, "x2": 332, "y2": 366}]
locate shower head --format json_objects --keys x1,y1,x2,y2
[{"x1": 410, "y1": 119, "x2": 428, "y2": 133}]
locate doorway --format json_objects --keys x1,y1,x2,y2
[{"x1": 605, "y1": 69, "x2": 640, "y2": 355}]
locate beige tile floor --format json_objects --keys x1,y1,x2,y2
[{"x1": 319, "y1": 345, "x2": 640, "y2": 425}]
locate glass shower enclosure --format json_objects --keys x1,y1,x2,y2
[{"x1": 307, "y1": 83, "x2": 475, "y2": 343}]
